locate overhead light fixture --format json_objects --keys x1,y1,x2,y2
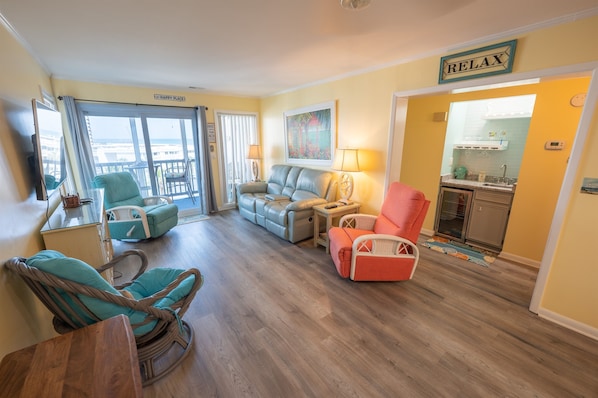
[{"x1": 340, "y1": 0, "x2": 371, "y2": 10}]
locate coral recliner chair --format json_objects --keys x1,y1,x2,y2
[
  {"x1": 93, "y1": 172, "x2": 179, "y2": 240},
  {"x1": 328, "y1": 182, "x2": 430, "y2": 281}
]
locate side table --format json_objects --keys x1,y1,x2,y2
[
  {"x1": 313, "y1": 202, "x2": 360, "y2": 253},
  {"x1": 0, "y1": 314, "x2": 143, "y2": 398}
]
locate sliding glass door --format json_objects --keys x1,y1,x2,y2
[
  {"x1": 215, "y1": 111, "x2": 258, "y2": 209},
  {"x1": 78, "y1": 103, "x2": 202, "y2": 215}
]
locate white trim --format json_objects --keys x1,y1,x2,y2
[
  {"x1": 0, "y1": 12, "x2": 51, "y2": 75},
  {"x1": 538, "y1": 308, "x2": 598, "y2": 341}
]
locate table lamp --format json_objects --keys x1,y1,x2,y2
[
  {"x1": 332, "y1": 148, "x2": 360, "y2": 204},
  {"x1": 247, "y1": 144, "x2": 262, "y2": 181}
]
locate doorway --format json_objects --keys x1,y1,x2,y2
[
  {"x1": 387, "y1": 63, "x2": 598, "y2": 319},
  {"x1": 78, "y1": 103, "x2": 203, "y2": 215},
  {"x1": 215, "y1": 111, "x2": 259, "y2": 209}
]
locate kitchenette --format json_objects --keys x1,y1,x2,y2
[{"x1": 434, "y1": 94, "x2": 535, "y2": 252}]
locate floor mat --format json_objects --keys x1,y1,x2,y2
[{"x1": 421, "y1": 237, "x2": 495, "y2": 267}]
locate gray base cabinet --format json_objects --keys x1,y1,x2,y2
[{"x1": 465, "y1": 190, "x2": 513, "y2": 250}]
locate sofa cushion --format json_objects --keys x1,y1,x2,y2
[
  {"x1": 281, "y1": 167, "x2": 302, "y2": 197},
  {"x1": 265, "y1": 194, "x2": 290, "y2": 201},
  {"x1": 264, "y1": 200, "x2": 291, "y2": 225},
  {"x1": 292, "y1": 168, "x2": 334, "y2": 201},
  {"x1": 238, "y1": 192, "x2": 266, "y2": 212},
  {"x1": 266, "y1": 165, "x2": 292, "y2": 195}
]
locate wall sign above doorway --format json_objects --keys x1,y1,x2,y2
[
  {"x1": 154, "y1": 94, "x2": 186, "y2": 102},
  {"x1": 438, "y1": 40, "x2": 517, "y2": 84}
]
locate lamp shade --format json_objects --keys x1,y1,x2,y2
[
  {"x1": 332, "y1": 148, "x2": 360, "y2": 172},
  {"x1": 247, "y1": 144, "x2": 262, "y2": 160}
]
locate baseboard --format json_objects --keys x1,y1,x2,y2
[
  {"x1": 497, "y1": 251, "x2": 540, "y2": 268},
  {"x1": 421, "y1": 228, "x2": 435, "y2": 237},
  {"x1": 537, "y1": 307, "x2": 598, "y2": 341}
]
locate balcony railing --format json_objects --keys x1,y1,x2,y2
[{"x1": 95, "y1": 159, "x2": 198, "y2": 205}]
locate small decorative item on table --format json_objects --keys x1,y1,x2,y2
[{"x1": 61, "y1": 193, "x2": 80, "y2": 208}]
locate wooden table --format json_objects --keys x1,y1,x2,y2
[
  {"x1": 0, "y1": 315, "x2": 143, "y2": 398},
  {"x1": 313, "y1": 202, "x2": 360, "y2": 253}
]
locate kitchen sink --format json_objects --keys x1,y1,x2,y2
[{"x1": 482, "y1": 182, "x2": 513, "y2": 189}]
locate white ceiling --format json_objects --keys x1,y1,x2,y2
[{"x1": 1, "y1": 0, "x2": 597, "y2": 97}]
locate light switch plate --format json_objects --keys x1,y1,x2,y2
[{"x1": 544, "y1": 140, "x2": 565, "y2": 150}]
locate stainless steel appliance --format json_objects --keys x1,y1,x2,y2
[{"x1": 434, "y1": 187, "x2": 473, "y2": 242}]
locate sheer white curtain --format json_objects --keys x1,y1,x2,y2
[{"x1": 216, "y1": 111, "x2": 258, "y2": 208}]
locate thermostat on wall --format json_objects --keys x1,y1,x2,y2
[{"x1": 545, "y1": 140, "x2": 565, "y2": 150}]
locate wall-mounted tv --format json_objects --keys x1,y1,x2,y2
[{"x1": 31, "y1": 99, "x2": 66, "y2": 200}]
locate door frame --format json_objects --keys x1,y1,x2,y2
[
  {"x1": 76, "y1": 102, "x2": 202, "y2": 214},
  {"x1": 386, "y1": 61, "x2": 598, "y2": 316}
]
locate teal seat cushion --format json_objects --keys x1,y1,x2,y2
[
  {"x1": 26, "y1": 250, "x2": 134, "y2": 326},
  {"x1": 122, "y1": 268, "x2": 196, "y2": 335},
  {"x1": 145, "y1": 204, "x2": 179, "y2": 224},
  {"x1": 123, "y1": 268, "x2": 196, "y2": 305},
  {"x1": 27, "y1": 251, "x2": 195, "y2": 336}
]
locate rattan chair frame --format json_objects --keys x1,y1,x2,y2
[{"x1": 5, "y1": 249, "x2": 203, "y2": 386}]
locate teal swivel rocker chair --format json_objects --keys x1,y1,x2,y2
[
  {"x1": 93, "y1": 172, "x2": 179, "y2": 240},
  {"x1": 5, "y1": 249, "x2": 203, "y2": 385}
]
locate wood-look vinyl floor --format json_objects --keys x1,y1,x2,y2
[{"x1": 113, "y1": 210, "x2": 598, "y2": 398}]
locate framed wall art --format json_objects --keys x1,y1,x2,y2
[{"x1": 284, "y1": 101, "x2": 336, "y2": 166}]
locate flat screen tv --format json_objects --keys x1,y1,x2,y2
[{"x1": 31, "y1": 99, "x2": 66, "y2": 200}]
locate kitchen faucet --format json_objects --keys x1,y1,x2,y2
[{"x1": 500, "y1": 164, "x2": 507, "y2": 183}]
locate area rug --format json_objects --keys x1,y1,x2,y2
[
  {"x1": 177, "y1": 214, "x2": 209, "y2": 225},
  {"x1": 421, "y1": 237, "x2": 495, "y2": 267}
]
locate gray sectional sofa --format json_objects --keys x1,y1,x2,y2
[{"x1": 237, "y1": 164, "x2": 338, "y2": 243}]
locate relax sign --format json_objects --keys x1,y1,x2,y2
[{"x1": 439, "y1": 40, "x2": 517, "y2": 84}]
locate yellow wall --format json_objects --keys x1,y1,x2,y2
[
  {"x1": 541, "y1": 101, "x2": 598, "y2": 327},
  {"x1": 400, "y1": 78, "x2": 588, "y2": 261},
  {"x1": 0, "y1": 22, "x2": 59, "y2": 357},
  {"x1": 261, "y1": 67, "x2": 401, "y2": 214},
  {"x1": 505, "y1": 78, "x2": 588, "y2": 260}
]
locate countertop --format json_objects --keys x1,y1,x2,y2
[{"x1": 440, "y1": 177, "x2": 516, "y2": 193}]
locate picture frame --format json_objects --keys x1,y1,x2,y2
[{"x1": 284, "y1": 101, "x2": 336, "y2": 166}]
